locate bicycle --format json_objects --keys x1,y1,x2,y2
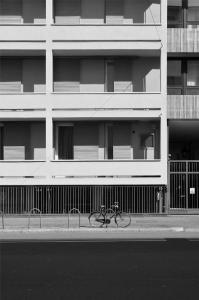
[{"x1": 88, "y1": 202, "x2": 131, "y2": 228}]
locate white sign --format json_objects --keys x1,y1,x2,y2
[{"x1": 190, "y1": 188, "x2": 195, "y2": 195}]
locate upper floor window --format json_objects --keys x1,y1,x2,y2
[
  {"x1": 168, "y1": 0, "x2": 199, "y2": 28},
  {"x1": 54, "y1": 0, "x2": 161, "y2": 25},
  {"x1": 168, "y1": 58, "x2": 199, "y2": 95},
  {"x1": 0, "y1": 0, "x2": 46, "y2": 24}
]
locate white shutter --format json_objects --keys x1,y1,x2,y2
[
  {"x1": 34, "y1": 148, "x2": 46, "y2": 160},
  {"x1": 4, "y1": 146, "x2": 25, "y2": 160},
  {"x1": 54, "y1": 82, "x2": 80, "y2": 92},
  {"x1": 106, "y1": 0, "x2": 123, "y2": 24},
  {"x1": 0, "y1": 82, "x2": 22, "y2": 93},
  {"x1": 55, "y1": 0, "x2": 80, "y2": 24},
  {"x1": 113, "y1": 145, "x2": 132, "y2": 159},
  {"x1": 74, "y1": 146, "x2": 98, "y2": 160}
]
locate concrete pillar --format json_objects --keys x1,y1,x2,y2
[
  {"x1": 46, "y1": 49, "x2": 53, "y2": 163},
  {"x1": 46, "y1": 0, "x2": 53, "y2": 25},
  {"x1": 98, "y1": 123, "x2": 105, "y2": 159}
]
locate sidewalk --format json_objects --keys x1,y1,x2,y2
[{"x1": 1, "y1": 215, "x2": 199, "y2": 240}]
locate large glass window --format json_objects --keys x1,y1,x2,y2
[
  {"x1": 168, "y1": 59, "x2": 199, "y2": 95},
  {"x1": 167, "y1": 60, "x2": 183, "y2": 95},
  {"x1": 187, "y1": 0, "x2": 199, "y2": 28},
  {"x1": 187, "y1": 60, "x2": 199, "y2": 94}
]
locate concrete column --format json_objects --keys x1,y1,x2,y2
[
  {"x1": 46, "y1": 49, "x2": 53, "y2": 94},
  {"x1": 46, "y1": 49, "x2": 53, "y2": 163},
  {"x1": 46, "y1": 0, "x2": 53, "y2": 25},
  {"x1": 98, "y1": 123, "x2": 105, "y2": 159},
  {"x1": 46, "y1": 109, "x2": 53, "y2": 162}
]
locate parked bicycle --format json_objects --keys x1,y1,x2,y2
[{"x1": 88, "y1": 202, "x2": 131, "y2": 228}]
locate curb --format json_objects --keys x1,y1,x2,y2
[{"x1": 0, "y1": 226, "x2": 185, "y2": 233}]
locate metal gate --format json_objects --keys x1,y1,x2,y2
[{"x1": 169, "y1": 161, "x2": 199, "y2": 213}]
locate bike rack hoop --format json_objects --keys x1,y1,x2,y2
[
  {"x1": 68, "y1": 208, "x2": 81, "y2": 228},
  {"x1": 28, "y1": 208, "x2": 42, "y2": 229},
  {"x1": 0, "y1": 210, "x2": 4, "y2": 229}
]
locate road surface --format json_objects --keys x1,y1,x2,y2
[{"x1": 1, "y1": 239, "x2": 199, "y2": 299}]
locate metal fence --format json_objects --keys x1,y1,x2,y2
[
  {"x1": 0, "y1": 185, "x2": 165, "y2": 215},
  {"x1": 169, "y1": 161, "x2": 199, "y2": 211}
]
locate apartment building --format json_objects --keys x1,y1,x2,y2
[
  {"x1": 167, "y1": 0, "x2": 199, "y2": 213},
  {"x1": 0, "y1": 0, "x2": 167, "y2": 215}
]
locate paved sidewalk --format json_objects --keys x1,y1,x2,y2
[{"x1": 1, "y1": 215, "x2": 199, "y2": 240}]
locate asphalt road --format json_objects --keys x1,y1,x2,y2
[{"x1": 1, "y1": 239, "x2": 199, "y2": 300}]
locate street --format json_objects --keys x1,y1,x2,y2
[{"x1": 1, "y1": 239, "x2": 199, "y2": 300}]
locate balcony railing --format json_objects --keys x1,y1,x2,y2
[
  {"x1": 167, "y1": 95, "x2": 199, "y2": 119},
  {"x1": 168, "y1": 28, "x2": 199, "y2": 52}
]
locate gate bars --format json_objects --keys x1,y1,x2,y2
[
  {"x1": 169, "y1": 161, "x2": 199, "y2": 211},
  {"x1": 0, "y1": 185, "x2": 166, "y2": 215}
]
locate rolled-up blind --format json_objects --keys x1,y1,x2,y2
[
  {"x1": 0, "y1": 0, "x2": 22, "y2": 23},
  {"x1": 4, "y1": 146, "x2": 25, "y2": 160},
  {"x1": 106, "y1": 0, "x2": 123, "y2": 24},
  {"x1": 55, "y1": 0, "x2": 81, "y2": 24}
]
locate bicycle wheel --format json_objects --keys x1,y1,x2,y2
[
  {"x1": 105, "y1": 209, "x2": 115, "y2": 227},
  {"x1": 115, "y1": 212, "x2": 131, "y2": 228},
  {"x1": 89, "y1": 212, "x2": 103, "y2": 227}
]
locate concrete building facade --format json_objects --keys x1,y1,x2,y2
[{"x1": 0, "y1": 0, "x2": 189, "y2": 215}]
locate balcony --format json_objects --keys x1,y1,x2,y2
[
  {"x1": 53, "y1": 0, "x2": 161, "y2": 25},
  {"x1": 53, "y1": 57, "x2": 160, "y2": 93},
  {"x1": 0, "y1": 57, "x2": 46, "y2": 94},
  {"x1": 167, "y1": 95, "x2": 199, "y2": 119},
  {"x1": 53, "y1": 121, "x2": 160, "y2": 161},
  {"x1": 167, "y1": 28, "x2": 199, "y2": 52},
  {"x1": 0, "y1": 121, "x2": 46, "y2": 161},
  {"x1": 0, "y1": 0, "x2": 46, "y2": 24}
]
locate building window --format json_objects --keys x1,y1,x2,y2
[
  {"x1": 168, "y1": 59, "x2": 199, "y2": 95},
  {"x1": 167, "y1": 60, "x2": 183, "y2": 95},
  {"x1": 168, "y1": 0, "x2": 183, "y2": 28},
  {"x1": 168, "y1": 0, "x2": 199, "y2": 28},
  {"x1": 187, "y1": 0, "x2": 199, "y2": 28}
]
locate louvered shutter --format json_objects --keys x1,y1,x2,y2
[
  {"x1": 80, "y1": 59, "x2": 105, "y2": 92},
  {"x1": 0, "y1": 59, "x2": 22, "y2": 92},
  {"x1": 4, "y1": 146, "x2": 25, "y2": 160},
  {"x1": 113, "y1": 124, "x2": 131, "y2": 159},
  {"x1": 106, "y1": 0, "x2": 123, "y2": 24},
  {"x1": 0, "y1": 0, "x2": 22, "y2": 23},
  {"x1": 55, "y1": 0, "x2": 80, "y2": 24},
  {"x1": 74, "y1": 124, "x2": 99, "y2": 160},
  {"x1": 114, "y1": 59, "x2": 132, "y2": 92},
  {"x1": 54, "y1": 59, "x2": 80, "y2": 92}
]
